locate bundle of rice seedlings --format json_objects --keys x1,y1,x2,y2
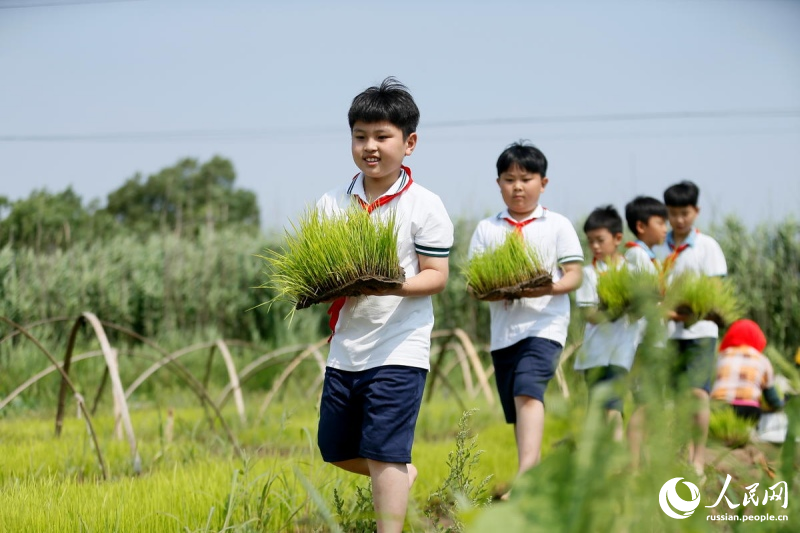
[
  {"x1": 464, "y1": 232, "x2": 551, "y2": 301},
  {"x1": 709, "y1": 404, "x2": 753, "y2": 447},
  {"x1": 595, "y1": 264, "x2": 661, "y2": 321},
  {"x1": 259, "y1": 205, "x2": 404, "y2": 310},
  {"x1": 663, "y1": 272, "x2": 742, "y2": 327}
]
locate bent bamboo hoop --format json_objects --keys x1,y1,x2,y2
[
  {"x1": 0, "y1": 317, "x2": 109, "y2": 480},
  {"x1": 258, "y1": 338, "x2": 329, "y2": 417},
  {"x1": 0, "y1": 350, "x2": 103, "y2": 411}
]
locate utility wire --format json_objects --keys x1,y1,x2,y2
[
  {"x1": 1, "y1": 108, "x2": 798, "y2": 143},
  {"x1": 0, "y1": 0, "x2": 142, "y2": 9}
]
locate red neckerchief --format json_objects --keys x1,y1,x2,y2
[
  {"x1": 663, "y1": 229, "x2": 699, "y2": 273},
  {"x1": 503, "y1": 209, "x2": 542, "y2": 234},
  {"x1": 327, "y1": 166, "x2": 414, "y2": 342}
]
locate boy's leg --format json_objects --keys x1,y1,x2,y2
[
  {"x1": 679, "y1": 338, "x2": 717, "y2": 475},
  {"x1": 514, "y1": 395, "x2": 545, "y2": 473},
  {"x1": 360, "y1": 365, "x2": 427, "y2": 531},
  {"x1": 368, "y1": 460, "x2": 410, "y2": 533},
  {"x1": 627, "y1": 405, "x2": 646, "y2": 469},
  {"x1": 505, "y1": 338, "x2": 563, "y2": 476},
  {"x1": 688, "y1": 388, "x2": 710, "y2": 475},
  {"x1": 332, "y1": 458, "x2": 418, "y2": 486}
]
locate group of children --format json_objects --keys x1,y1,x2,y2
[{"x1": 305, "y1": 77, "x2": 767, "y2": 532}]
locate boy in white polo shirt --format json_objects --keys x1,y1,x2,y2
[
  {"x1": 622, "y1": 195, "x2": 667, "y2": 468},
  {"x1": 658, "y1": 180, "x2": 727, "y2": 476},
  {"x1": 574, "y1": 206, "x2": 639, "y2": 442},
  {"x1": 623, "y1": 196, "x2": 668, "y2": 274},
  {"x1": 316, "y1": 77, "x2": 454, "y2": 533},
  {"x1": 468, "y1": 141, "x2": 583, "y2": 490}
]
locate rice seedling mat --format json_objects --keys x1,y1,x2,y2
[{"x1": 295, "y1": 271, "x2": 406, "y2": 309}]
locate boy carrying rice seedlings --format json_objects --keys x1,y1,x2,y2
[
  {"x1": 657, "y1": 180, "x2": 728, "y2": 476},
  {"x1": 574, "y1": 206, "x2": 640, "y2": 442},
  {"x1": 622, "y1": 195, "x2": 668, "y2": 470},
  {"x1": 467, "y1": 142, "x2": 583, "y2": 495},
  {"x1": 315, "y1": 78, "x2": 454, "y2": 533}
]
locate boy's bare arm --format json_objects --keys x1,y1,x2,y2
[{"x1": 362, "y1": 255, "x2": 449, "y2": 297}]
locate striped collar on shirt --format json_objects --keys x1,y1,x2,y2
[
  {"x1": 666, "y1": 228, "x2": 699, "y2": 249},
  {"x1": 347, "y1": 167, "x2": 410, "y2": 202},
  {"x1": 495, "y1": 204, "x2": 546, "y2": 223},
  {"x1": 626, "y1": 239, "x2": 657, "y2": 260}
]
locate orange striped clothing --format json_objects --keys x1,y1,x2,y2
[{"x1": 711, "y1": 345, "x2": 775, "y2": 407}]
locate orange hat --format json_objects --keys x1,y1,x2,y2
[{"x1": 719, "y1": 319, "x2": 767, "y2": 352}]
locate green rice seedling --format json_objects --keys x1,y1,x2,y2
[
  {"x1": 708, "y1": 404, "x2": 752, "y2": 448},
  {"x1": 663, "y1": 272, "x2": 742, "y2": 327},
  {"x1": 595, "y1": 263, "x2": 660, "y2": 321},
  {"x1": 259, "y1": 206, "x2": 404, "y2": 311},
  {"x1": 463, "y1": 232, "x2": 551, "y2": 300}
]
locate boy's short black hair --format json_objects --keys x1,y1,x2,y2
[
  {"x1": 348, "y1": 77, "x2": 419, "y2": 138},
  {"x1": 625, "y1": 196, "x2": 667, "y2": 236},
  {"x1": 663, "y1": 180, "x2": 700, "y2": 207},
  {"x1": 584, "y1": 205, "x2": 623, "y2": 236},
  {"x1": 496, "y1": 141, "x2": 547, "y2": 177}
]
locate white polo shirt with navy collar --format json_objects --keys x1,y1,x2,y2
[
  {"x1": 656, "y1": 228, "x2": 728, "y2": 340},
  {"x1": 624, "y1": 240, "x2": 659, "y2": 274},
  {"x1": 316, "y1": 168, "x2": 454, "y2": 371},
  {"x1": 468, "y1": 205, "x2": 584, "y2": 351}
]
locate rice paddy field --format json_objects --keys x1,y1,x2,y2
[{"x1": 2, "y1": 216, "x2": 800, "y2": 531}]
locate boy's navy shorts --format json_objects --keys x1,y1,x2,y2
[
  {"x1": 491, "y1": 336, "x2": 563, "y2": 424},
  {"x1": 668, "y1": 337, "x2": 717, "y2": 393},
  {"x1": 317, "y1": 364, "x2": 427, "y2": 464},
  {"x1": 584, "y1": 365, "x2": 629, "y2": 413}
]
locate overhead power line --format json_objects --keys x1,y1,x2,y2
[
  {"x1": 1, "y1": 108, "x2": 798, "y2": 143},
  {"x1": 0, "y1": 0, "x2": 142, "y2": 9}
]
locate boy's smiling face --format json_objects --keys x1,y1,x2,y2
[
  {"x1": 351, "y1": 120, "x2": 416, "y2": 184},
  {"x1": 496, "y1": 164, "x2": 548, "y2": 220}
]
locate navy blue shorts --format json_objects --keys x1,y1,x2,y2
[
  {"x1": 668, "y1": 337, "x2": 717, "y2": 393},
  {"x1": 584, "y1": 365, "x2": 629, "y2": 413},
  {"x1": 317, "y1": 365, "x2": 427, "y2": 464},
  {"x1": 491, "y1": 337, "x2": 563, "y2": 424}
]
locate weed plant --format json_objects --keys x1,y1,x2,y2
[
  {"x1": 463, "y1": 232, "x2": 550, "y2": 299},
  {"x1": 260, "y1": 206, "x2": 403, "y2": 310}
]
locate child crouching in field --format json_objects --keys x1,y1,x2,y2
[
  {"x1": 574, "y1": 206, "x2": 640, "y2": 441},
  {"x1": 315, "y1": 78, "x2": 454, "y2": 533},
  {"x1": 468, "y1": 141, "x2": 583, "y2": 495}
]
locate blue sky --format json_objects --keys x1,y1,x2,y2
[{"x1": 1, "y1": 0, "x2": 798, "y2": 233}]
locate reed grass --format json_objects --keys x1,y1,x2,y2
[
  {"x1": 463, "y1": 232, "x2": 549, "y2": 298},
  {"x1": 259, "y1": 206, "x2": 403, "y2": 310}
]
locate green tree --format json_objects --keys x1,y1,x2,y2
[
  {"x1": 0, "y1": 187, "x2": 89, "y2": 251},
  {"x1": 104, "y1": 156, "x2": 259, "y2": 237}
]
